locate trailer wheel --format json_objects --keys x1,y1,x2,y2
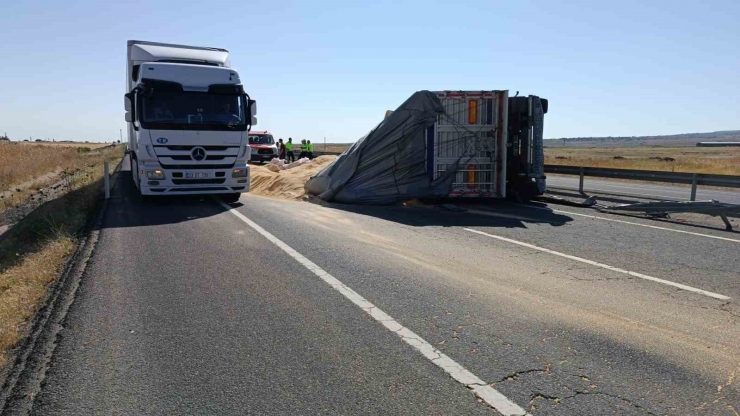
[{"x1": 508, "y1": 182, "x2": 539, "y2": 203}]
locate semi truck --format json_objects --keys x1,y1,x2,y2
[
  {"x1": 430, "y1": 91, "x2": 548, "y2": 201},
  {"x1": 124, "y1": 40, "x2": 257, "y2": 202}
]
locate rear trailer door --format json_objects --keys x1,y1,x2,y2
[{"x1": 431, "y1": 91, "x2": 508, "y2": 198}]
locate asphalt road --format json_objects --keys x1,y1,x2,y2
[
  {"x1": 23, "y1": 156, "x2": 740, "y2": 415},
  {"x1": 547, "y1": 174, "x2": 740, "y2": 204}
]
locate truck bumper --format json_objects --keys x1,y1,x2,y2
[
  {"x1": 250, "y1": 151, "x2": 277, "y2": 163},
  {"x1": 137, "y1": 162, "x2": 250, "y2": 195}
]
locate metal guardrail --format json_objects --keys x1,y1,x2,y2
[{"x1": 544, "y1": 165, "x2": 740, "y2": 201}]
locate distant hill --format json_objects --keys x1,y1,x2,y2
[{"x1": 546, "y1": 130, "x2": 740, "y2": 148}]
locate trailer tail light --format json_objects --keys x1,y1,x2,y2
[
  {"x1": 468, "y1": 100, "x2": 478, "y2": 124},
  {"x1": 467, "y1": 165, "x2": 476, "y2": 188}
]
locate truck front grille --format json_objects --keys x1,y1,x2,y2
[
  {"x1": 168, "y1": 155, "x2": 227, "y2": 161},
  {"x1": 160, "y1": 163, "x2": 235, "y2": 170},
  {"x1": 155, "y1": 145, "x2": 236, "y2": 151}
]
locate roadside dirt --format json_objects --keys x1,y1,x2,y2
[{"x1": 249, "y1": 156, "x2": 336, "y2": 200}]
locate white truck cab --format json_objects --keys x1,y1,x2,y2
[{"x1": 124, "y1": 40, "x2": 257, "y2": 202}]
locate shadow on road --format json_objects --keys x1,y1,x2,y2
[
  {"x1": 102, "y1": 157, "x2": 227, "y2": 230},
  {"x1": 318, "y1": 198, "x2": 573, "y2": 229}
]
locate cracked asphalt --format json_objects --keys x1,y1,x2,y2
[{"x1": 26, "y1": 156, "x2": 740, "y2": 415}]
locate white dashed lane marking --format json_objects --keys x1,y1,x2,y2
[{"x1": 219, "y1": 200, "x2": 531, "y2": 416}]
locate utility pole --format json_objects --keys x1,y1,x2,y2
[{"x1": 120, "y1": 129, "x2": 123, "y2": 143}]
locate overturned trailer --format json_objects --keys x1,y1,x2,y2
[{"x1": 306, "y1": 90, "x2": 548, "y2": 204}]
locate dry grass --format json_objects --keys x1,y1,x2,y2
[
  {"x1": 0, "y1": 238, "x2": 74, "y2": 368},
  {"x1": 545, "y1": 146, "x2": 740, "y2": 175},
  {"x1": 0, "y1": 142, "x2": 80, "y2": 192},
  {"x1": 319, "y1": 143, "x2": 352, "y2": 154},
  {"x1": 0, "y1": 146, "x2": 123, "y2": 367},
  {"x1": 18, "y1": 141, "x2": 113, "y2": 149},
  {"x1": 316, "y1": 143, "x2": 740, "y2": 175}
]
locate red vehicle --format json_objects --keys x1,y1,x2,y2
[{"x1": 248, "y1": 131, "x2": 278, "y2": 163}]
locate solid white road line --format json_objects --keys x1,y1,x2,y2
[
  {"x1": 549, "y1": 184, "x2": 690, "y2": 201},
  {"x1": 464, "y1": 228, "x2": 731, "y2": 301},
  {"x1": 219, "y1": 201, "x2": 530, "y2": 416},
  {"x1": 525, "y1": 205, "x2": 740, "y2": 244}
]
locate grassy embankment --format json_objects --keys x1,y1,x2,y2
[
  {"x1": 18, "y1": 141, "x2": 113, "y2": 149},
  {"x1": 322, "y1": 143, "x2": 739, "y2": 175},
  {"x1": 0, "y1": 144, "x2": 124, "y2": 367},
  {"x1": 545, "y1": 146, "x2": 740, "y2": 175},
  {"x1": 1, "y1": 142, "x2": 117, "y2": 211}
]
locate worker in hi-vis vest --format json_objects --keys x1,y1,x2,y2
[
  {"x1": 307, "y1": 140, "x2": 314, "y2": 159},
  {"x1": 299, "y1": 140, "x2": 308, "y2": 159},
  {"x1": 285, "y1": 138, "x2": 295, "y2": 162}
]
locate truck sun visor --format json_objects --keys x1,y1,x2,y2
[
  {"x1": 207, "y1": 84, "x2": 245, "y2": 95},
  {"x1": 140, "y1": 79, "x2": 183, "y2": 92}
]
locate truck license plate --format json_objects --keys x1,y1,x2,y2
[{"x1": 185, "y1": 172, "x2": 209, "y2": 179}]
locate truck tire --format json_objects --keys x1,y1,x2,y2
[
  {"x1": 131, "y1": 157, "x2": 140, "y2": 190},
  {"x1": 221, "y1": 193, "x2": 241, "y2": 203}
]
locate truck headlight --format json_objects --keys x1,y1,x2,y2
[
  {"x1": 232, "y1": 168, "x2": 247, "y2": 178},
  {"x1": 146, "y1": 169, "x2": 165, "y2": 179}
]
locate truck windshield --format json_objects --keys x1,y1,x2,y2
[
  {"x1": 249, "y1": 135, "x2": 274, "y2": 145},
  {"x1": 140, "y1": 91, "x2": 246, "y2": 131}
]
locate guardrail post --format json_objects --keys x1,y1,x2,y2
[
  {"x1": 690, "y1": 173, "x2": 697, "y2": 201},
  {"x1": 579, "y1": 166, "x2": 585, "y2": 194},
  {"x1": 104, "y1": 161, "x2": 110, "y2": 200}
]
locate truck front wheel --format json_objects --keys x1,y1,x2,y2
[
  {"x1": 221, "y1": 193, "x2": 241, "y2": 204},
  {"x1": 131, "y1": 157, "x2": 141, "y2": 190}
]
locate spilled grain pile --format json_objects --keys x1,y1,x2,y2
[{"x1": 250, "y1": 156, "x2": 337, "y2": 200}]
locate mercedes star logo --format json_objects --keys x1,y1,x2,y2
[{"x1": 191, "y1": 147, "x2": 207, "y2": 161}]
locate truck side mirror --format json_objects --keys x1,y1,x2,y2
[
  {"x1": 247, "y1": 98, "x2": 257, "y2": 125},
  {"x1": 247, "y1": 99, "x2": 257, "y2": 117},
  {"x1": 124, "y1": 92, "x2": 138, "y2": 130}
]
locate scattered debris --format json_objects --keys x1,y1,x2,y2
[
  {"x1": 535, "y1": 194, "x2": 597, "y2": 207},
  {"x1": 265, "y1": 157, "x2": 312, "y2": 172},
  {"x1": 600, "y1": 200, "x2": 740, "y2": 230}
]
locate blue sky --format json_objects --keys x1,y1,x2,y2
[{"x1": 0, "y1": 0, "x2": 738, "y2": 143}]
